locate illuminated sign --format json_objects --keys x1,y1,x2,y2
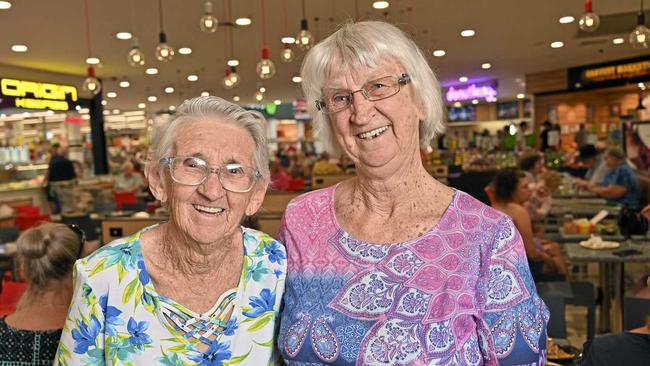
[
  {"x1": 0, "y1": 78, "x2": 78, "y2": 111},
  {"x1": 568, "y1": 56, "x2": 650, "y2": 90},
  {"x1": 445, "y1": 80, "x2": 498, "y2": 103}
]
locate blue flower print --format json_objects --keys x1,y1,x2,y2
[
  {"x1": 264, "y1": 241, "x2": 286, "y2": 264},
  {"x1": 274, "y1": 268, "x2": 284, "y2": 278},
  {"x1": 99, "y1": 295, "x2": 124, "y2": 337},
  {"x1": 127, "y1": 317, "x2": 152, "y2": 350},
  {"x1": 101, "y1": 244, "x2": 140, "y2": 270},
  {"x1": 190, "y1": 340, "x2": 232, "y2": 366},
  {"x1": 71, "y1": 314, "x2": 101, "y2": 354},
  {"x1": 137, "y1": 260, "x2": 150, "y2": 285},
  {"x1": 243, "y1": 288, "x2": 275, "y2": 318},
  {"x1": 223, "y1": 317, "x2": 238, "y2": 336},
  {"x1": 246, "y1": 261, "x2": 271, "y2": 282}
]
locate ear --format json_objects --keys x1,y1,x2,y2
[
  {"x1": 245, "y1": 181, "x2": 268, "y2": 216},
  {"x1": 144, "y1": 164, "x2": 168, "y2": 203}
]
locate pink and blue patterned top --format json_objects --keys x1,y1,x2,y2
[{"x1": 277, "y1": 186, "x2": 549, "y2": 365}]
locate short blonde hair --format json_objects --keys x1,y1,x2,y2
[{"x1": 301, "y1": 21, "x2": 445, "y2": 154}]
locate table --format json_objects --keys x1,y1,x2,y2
[
  {"x1": 550, "y1": 199, "x2": 621, "y2": 218},
  {"x1": 564, "y1": 242, "x2": 650, "y2": 332}
]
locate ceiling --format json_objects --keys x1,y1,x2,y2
[{"x1": 0, "y1": 0, "x2": 648, "y2": 112}]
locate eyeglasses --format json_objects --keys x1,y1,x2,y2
[
  {"x1": 315, "y1": 74, "x2": 411, "y2": 114},
  {"x1": 68, "y1": 224, "x2": 86, "y2": 259},
  {"x1": 160, "y1": 156, "x2": 262, "y2": 193}
]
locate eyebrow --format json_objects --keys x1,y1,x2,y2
[{"x1": 323, "y1": 74, "x2": 395, "y2": 91}]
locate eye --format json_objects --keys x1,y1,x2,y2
[
  {"x1": 368, "y1": 82, "x2": 388, "y2": 91},
  {"x1": 225, "y1": 164, "x2": 245, "y2": 175},
  {"x1": 330, "y1": 92, "x2": 351, "y2": 104},
  {"x1": 182, "y1": 157, "x2": 204, "y2": 169}
]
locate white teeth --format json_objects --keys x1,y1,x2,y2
[
  {"x1": 193, "y1": 204, "x2": 225, "y2": 214},
  {"x1": 358, "y1": 126, "x2": 389, "y2": 140}
]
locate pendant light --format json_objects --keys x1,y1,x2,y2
[
  {"x1": 222, "y1": 0, "x2": 241, "y2": 89},
  {"x1": 155, "y1": 0, "x2": 174, "y2": 62},
  {"x1": 229, "y1": 66, "x2": 240, "y2": 87},
  {"x1": 81, "y1": 0, "x2": 101, "y2": 95},
  {"x1": 295, "y1": 0, "x2": 314, "y2": 50},
  {"x1": 199, "y1": 0, "x2": 218, "y2": 32},
  {"x1": 280, "y1": 0, "x2": 294, "y2": 62},
  {"x1": 637, "y1": 92, "x2": 646, "y2": 110},
  {"x1": 127, "y1": 0, "x2": 145, "y2": 66},
  {"x1": 256, "y1": 0, "x2": 275, "y2": 79},
  {"x1": 630, "y1": 0, "x2": 650, "y2": 49},
  {"x1": 578, "y1": 0, "x2": 600, "y2": 32}
]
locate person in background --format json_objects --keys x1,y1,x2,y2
[
  {"x1": 582, "y1": 147, "x2": 640, "y2": 209},
  {"x1": 519, "y1": 154, "x2": 553, "y2": 221},
  {"x1": 574, "y1": 144, "x2": 610, "y2": 187},
  {"x1": 278, "y1": 21, "x2": 548, "y2": 364},
  {"x1": 580, "y1": 275, "x2": 650, "y2": 365},
  {"x1": 113, "y1": 161, "x2": 145, "y2": 194},
  {"x1": 0, "y1": 223, "x2": 84, "y2": 365},
  {"x1": 575, "y1": 123, "x2": 589, "y2": 147},
  {"x1": 270, "y1": 159, "x2": 290, "y2": 191},
  {"x1": 311, "y1": 151, "x2": 343, "y2": 175},
  {"x1": 46, "y1": 143, "x2": 77, "y2": 214},
  {"x1": 539, "y1": 120, "x2": 552, "y2": 151}
]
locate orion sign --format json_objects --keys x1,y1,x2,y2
[{"x1": 445, "y1": 80, "x2": 498, "y2": 103}]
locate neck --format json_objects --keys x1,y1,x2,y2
[{"x1": 17, "y1": 280, "x2": 73, "y2": 310}]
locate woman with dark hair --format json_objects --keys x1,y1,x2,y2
[{"x1": 491, "y1": 168, "x2": 568, "y2": 279}]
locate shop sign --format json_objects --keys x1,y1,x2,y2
[
  {"x1": 445, "y1": 80, "x2": 498, "y2": 103},
  {"x1": 568, "y1": 56, "x2": 650, "y2": 90},
  {"x1": 0, "y1": 78, "x2": 78, "y2": 111}
]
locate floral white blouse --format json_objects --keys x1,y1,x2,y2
[{"x1": 55, "y1": 226, "x2": 286, "y2": 366}]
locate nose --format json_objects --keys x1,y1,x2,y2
[
  {"x1": 349, "y1": 91, "x2": 374, "y2": 125},
  {"x1": 196, "y1": 171, "x2": 226, "y2": 200}
]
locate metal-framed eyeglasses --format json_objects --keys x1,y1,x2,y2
[
  {"x1": 315, "y1": 73, "x2": 411, "y2": 114},
  {"x1": 160, "y1": 156, "x2": 262, "y2": 193}
]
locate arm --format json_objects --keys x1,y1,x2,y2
[
  {"x1": 587, "y1": 182, "x2": 626, "y2": 199},
  {"x1": 55, "y1": 262, "x2": 106, "y2": 366},
  {"x1": 509, "y1": 205, "x2": 542, "y2": 261}
]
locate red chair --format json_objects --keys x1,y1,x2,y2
[
  {"x1": 114, "y1": 192, "x2": 137, "y2": 210},
  {"x1": 14, "y1": 205, "x2": 40, "y2": 216},
  {"x1": 0, "y1": 280, "x2": 28, "y2": 316},
  {"x1": 287, "y1": 177, "x2": 306, "y2": 192},
  {"x1": 484, "y1": 186, "x2": 496, "y2": 206},
  {"x1": 14, "y1": 214, "x2": 51, "y2": 232}
]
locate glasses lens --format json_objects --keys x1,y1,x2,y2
[
  {"x1": 220, "y1": 164, "x2": 256, "y2": 192},
  {"x1": 171, "y1": 157, "x2": 208, "y2": 185},
  {"x1": 364, "y1": 76, "x2": 399, "y2": 101},
  {"x1": 323, "y1": 90, "x2": 352, "y2": 113}
]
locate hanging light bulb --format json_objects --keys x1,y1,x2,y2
[
  {"x1": 296, "y1": 19, "x2": 314, "y2": 50},
  {"x1": 82, "y1": 66, "x2": 102, "y2": 95},
  {"x1": 637, "y1": 92, "x2": 646, "y2": 110},
  {"x1": 222, "y1": 69, "x2": 234, "y2": 89},
  {"x1": 199, "y1": 0, "x2": 218, "y2": 32},
  {"x1": 281, "y1": 43, "x2": 294, "y2": 62},
  {"x1": 630, "y1": 6, "x2": 650, "y2": 49},
  {"x1": 228, "y1": 66, "x2": 240, "y2": 87},
  {"x1": 155, "y1": 32, "x2": 174, "y2": 62},
  {"x1": 256, "y1": 47, "x2": 276, "y2": 79},
  {"x1": 255, "y1": 90, "x2": 264, "y2": 101},
  {"x1": 127, "y1": 37, "x2": 145, "y2": 66},
  {"x1": 578, "y1": 0, "x2": 600, "y2": 32}
]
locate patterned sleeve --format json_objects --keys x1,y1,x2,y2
[
  {"x1": 55, "y1": 260, "x2": 107, "y2": 366},
  {"x1": 475, "y1": 216, "x2": 549, "y2": 365}
]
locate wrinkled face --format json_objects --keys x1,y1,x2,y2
[
  {"x1": 513, "y1": 176, "x2": 532, "y2": 204},
  {"x1": 324, "y1": 58, "x2": 423, "y2": 176},
  {"x1": 150, "y1": 118, "x2": 265, "y2": 245}
]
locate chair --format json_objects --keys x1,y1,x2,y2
[
  {"x1": 0, "y1": 280, "x2": 28, "y2": 316},
  {"x1": 61, "y1": 213, "x2": 100, "y2": 242},
  {"x1": 122, "y1": 201, "x2": 148, "y2": 212},
  {"x1": 540, "y1": 295, "x2": 567, "y2": 338},
  {"x1": 624, "y1": 297, "x2": 650, "y2": 330},
  {"x1": 114, "y1": 192, "x2": 137, "y2": 210},
  {"x1": 14, "y1": 205, "x2": 40, "y2": 216},
  {"x1": 536, "y1": 281, "x2": 596, "y2": 341},
  {"x1": 14, "y1": 214, "x2": 51, "y2": 232}
]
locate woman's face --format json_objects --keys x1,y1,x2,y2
[
  {"x1": 513, "y1": 176, "x2": 532, "y2": 204},
  {"x1": 151, "y1": 118, "x2": 265, "y2": 245},
  {"x1": 325, "y1": 58, "x2": 423, "y2": 177}
]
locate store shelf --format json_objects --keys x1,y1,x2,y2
[{"x1": 447, "y1": 118, "x2": 531, "y2": 128}]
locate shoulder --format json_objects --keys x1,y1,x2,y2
[
  {"x1": 452, "y1": 190, "x2": 511, "y2": 227},
  {"x1": 281, "y1": 186, "x2": 335, "y2": 221}
]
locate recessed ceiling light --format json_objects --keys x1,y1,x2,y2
[
  {"x1": 274, "y1": 99, "x2": 282, "y2": 105},
  {"x1": 235, "y1": 17, "x2": 251, "y2": 26},
  {"x1": 86, "y1": 57, "x2": 100, "y2": 65},
  {"x1": 227, "y1": 59, "x2": 239, "y2": 67},
  {"x1": 11, "y1": 44, "x2": 27, "y2": 52},
  {"x1": 164, "y1": 86, "x2": 174, "y2": 93},
  {"x1": 0, "y1": 1, "x2": 11, "y2": 10},
  {"x1": 550, "y1": 41, "x2": 564, "y2": 48},
  {"x1": 145, "y1": 68, "x2": 158, "y2": 75},
  {"x1": 178, "y1": 47, "x2": 192, "y2": 55},
  {"x1": 460, "y1": 29, "x2": 475, "y2": 37},
  {"x1": 516, "y1": 93, "x2": 525, "y2": 99},
  {"x1": 373, "y1": 1, "x2": 389, "y2": 9},
  {"x1": 169, "y1": 105, "x2": 176, "y2": 111},
  {"x1": 101, "y1": 100, "x2": 107, "y2": 106},
  {"x1": 106, "y1": 91, "x2": 117, "y2": 98},
  {"x1": 187, "y1": 74, "x2": 198, "y2": 82},
  {"x1": 292, "y1": 75, "x2": 302, "y2": 83},
  {"x1": 112, "y1": 109, "x2": 120, "y2": 114},
  {"x1": 138, "y1": 103, "x2": 146, "y2": 109},
  {"x1": 453, "y1": 102, "x2": 462, "y2": 107},
  {"x1": 201, "y1": 91, "x2": 209, "y2": 97},
  {"x1": 119, "y1": 80, "x2": 130, "y2": 88},
  {"x1": 612, "y1": 37, "x2": 625, "y2": 45},
  {"x1": 459, "y1": 76, "x2": 468, "y2": 82},
  {"x1": 259, "y1": 86, "x2": 266, "y2": 93},
  {"x1": 103, "y1": 110, "x2": 110, "y2": 115},
  {"x1": 75, "y1": 105, "x2": 81, "y2": 111},
  {"x1": 116, "y1": 32, "x2": 132, "y2": 40},
  {"x1": 559, "y1": 16, "x2": 575, "y2": 24},
  {"x1": 471, "y1": 99, "x2": 479, "y2": 105},
  {"x1": 233, "y1": 96, "x2": 241, "y2": 102},
  {"x1": 432, "y1": 49, "x2": 446, "y2": 57},
  {"x1": 281, "y1": 37, "x2": 295, "y2": 44},
  {"x1": 481, "y1": 62, "x2": 492, "y2": 70},
  {"x1": 147, "y1": 96, "x2": 157, "y2": 102}
]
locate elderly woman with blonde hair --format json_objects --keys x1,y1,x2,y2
[
  {"x1": 56, "y1": 96, "x2": 286, "y2": 365},
  {"x1": 277, "y1": 21, "x2": 548, "y2": 364}
]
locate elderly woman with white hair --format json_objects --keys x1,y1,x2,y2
[
  {"x1": 56, "y1": 96, "x2": 286, "y2": 365},
  {"x1": 278, "y1": 21, "x2": 548, "y2": 365}
]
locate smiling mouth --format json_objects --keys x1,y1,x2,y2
[
  {"x1": 192, "y1": 204, "x2": 225, "y2": 215},
  {"x1": 357, "y1": 125, "x2": 391, "y2": 140}
]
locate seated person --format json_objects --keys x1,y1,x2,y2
[
  {"x1": 0, "y1": 223, "x2": 84, "y2": 365},
  {"x1": 574, "y1": 144, "x2": 610, "y2": 186},
  {"x1": 114, "y1": 161, "x2": 145, "y2": 193},
  {"x1": 519, "y1": 153, "x2": 552, "y2": 221},
  {"x1": 581, "y1": 275, "x2": 650, "y2": 365},
  {"x1": 270, "y1": 159, "x2": 290, "y2": 191},
  {"x1": 580, "y1": 147, "x2": 640, "y2": 209},
  {"x1": 490, "y1": 168, "x2": 569, "y2": 279}
]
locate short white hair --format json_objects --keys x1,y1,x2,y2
[
  {"x1": 301, "y1": 21, "x2": 445, "y2": 154},
  {"x1": 147, "y1": 96, "x2": 270, "y2": 181}
]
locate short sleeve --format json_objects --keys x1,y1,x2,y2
[
  {"x1": 55, "y1": 261, "x2": 106, "y2": 366},
  {"x1": 475, "y1": 217, "x2": 549, "y2": 365}
]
